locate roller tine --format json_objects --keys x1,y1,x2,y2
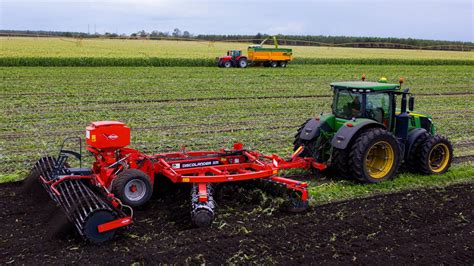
[
  {"x1": 83, "y1": 184, "x2": 106, "y2": 210},
  {"x1": 76, "y1": 181, "x2": 94, "y2": 215},
  {"x1": 38, "y1": 158, "x2": 50, "y2": 181},
  {"x1": 62, "y1": 180, "x2": 83, "y2": 221},
  {"x1": 58, "y1": 183, "x2": 82, "y2": 232},
  {"x1": 69, "y1": 181, "x2": 89, "y2": 223}
]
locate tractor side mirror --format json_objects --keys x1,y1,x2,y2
[{"x1": 408, "y1": 96, "x2": 415, "y2": 111}]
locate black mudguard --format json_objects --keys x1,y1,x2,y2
[
  {"x1": 299, "y1": 118, "x2": 332, "y2": 141},
  {"x1": 404, "y1": 128, "x2": 429, "y2": 159},
  {"x1": 331, "y1": 120, "x2": 385, "y2": 150}
]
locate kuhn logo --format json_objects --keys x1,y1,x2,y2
[{"x1": 105, "y1": 134, "x2": 119, "y2": 140}]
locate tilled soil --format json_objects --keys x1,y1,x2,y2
[{"x1": 0, "y1": 180, "x2": 473, "y2": 264}]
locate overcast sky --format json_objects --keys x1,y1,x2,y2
[{"x1": 1, "y1": 0, "x2": 473, "y2": 42}]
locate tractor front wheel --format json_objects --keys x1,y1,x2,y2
[
  {"x1": 350, "y1": 128, "x2": 400, "y2": 183},
  {"x1": 112, "y1": 169, "x2": 153, "y2": 208},
  {"x1": 418, "y1": 135, "x2": 453, "y2": 174},
  {"x1": 223, "y1": 61, "x2": 232, "y2": 68}
]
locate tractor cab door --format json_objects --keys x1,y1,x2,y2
[
  {"x1": 365, "y1": 93, "x2": 392, "y2": 127},
  {"x1": 333, "y1": 90, "x2": 364, "y2": 120},
  {"x1": 332, "y1": 89, "x2": 392, "y2": 127}
]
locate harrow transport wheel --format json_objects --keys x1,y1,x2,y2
[
  {"x1": 350, "y1": 128, "x2": 400, "y2": 183},
  {"x1": 83, "y1": 210, "x2": 117, "y2": 244},
  {"x1": 112, "y1": 169, "x2": 153, "y2": 208},
  {"x1": 405, "y1": 131, "x2": 430, "y2": 173},
  {"x1": 418, "y1": 135, "x2": 453, "y2": 175},
  {"x1": 279, "y1": 61, "x2": 287, "y2": 68},
  {"x1": 223, "y1": 61, "x2": 232, "y2": 68},
  {"x1": 270, "y1": 61, "x2": 278, "y2": 68},
  {"x1": 238, "y1": 58, "x2": 248, "y2": 68}
]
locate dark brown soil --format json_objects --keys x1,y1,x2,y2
[{"x1": 0, "y1": 180, "x2": 473, "y2": 264}]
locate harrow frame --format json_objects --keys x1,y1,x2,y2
[{"x1": 31, "y1": 122, "x2": 327, "y2": 243}]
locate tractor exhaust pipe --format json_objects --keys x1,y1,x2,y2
[{"x1": 395, "y1": 89, "x2": 410, "y2": 141}]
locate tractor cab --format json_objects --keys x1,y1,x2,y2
[
  {"x1": 227, "y1": 50, "x2": 242, "y2": 58},
  {"x1": 330, "y1": 81, "x2": 400, "y2": 128}
]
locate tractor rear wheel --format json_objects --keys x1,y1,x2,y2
[
  {"x1": 112, "y1": 169, "x2": 153, "y2": 208},
  {"x1": 418, "y1": 135, "x2": 453, "y2": 174},
  {"x1": 238, "y1": 58, "x2": 248, "y2": 68},
  {"x1": 270, "y1": 61, "x2": 278, "y2": 68},
  {"x1": 350, "y1": 128, "x2": 400, "y2": 183},
  {"x1": 223, "y1": 61, "x2": 232, "y2": 68},
  {"x1": 331, "y1": 148, "x2": 351, "y2": 178},
  {"x1": 279, "y1": 61, "x2": 287, "y2": 68}
]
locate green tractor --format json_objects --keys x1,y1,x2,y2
[{"x1": 294, "y1": 77, "x2": 453, "y2": 183}]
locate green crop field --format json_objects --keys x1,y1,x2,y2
[
  {"x1": 1, "y1": 37, "x2": 473, "y2": 66},
  {"x1": 1, "y1": 63, "x2": 473, "y2": 202}
]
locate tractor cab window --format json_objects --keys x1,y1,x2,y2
[
  {"x1": 366, "y1": 93, "x2": 390, "y2": 126},
  {"x1": 231, "y1": 50, "x2": 241, "y2": 57},
  {"x1": 333, "y1": 90, "x2": 363, "y2": 119}
]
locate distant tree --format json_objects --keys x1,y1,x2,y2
[
  {"x1": 182, "y1": 30, "x2": 191, "y2": 38},
  {"x1": 104, "y1": 32, "x2": 118, "y2": 37},
  {"x1": 137, "y1": 30, "x2": 148, "y2": 38},
  {"x1": 150, "y1": 30, "x2": 159, "y2": 37},
  {"x1": 172, "y1": 28, "x2": 181, "y2": 37}
]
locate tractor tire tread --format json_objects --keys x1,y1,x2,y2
[
  {"x1": 405, "y1": 132, "x2": 431, "y2": 172},
  {"x1": 331, "y1": 148, "x2": 351, "y2": 178}
]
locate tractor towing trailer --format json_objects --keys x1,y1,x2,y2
[{"x1": 217, "y1": 36, "x2": 293, "y2": 68}]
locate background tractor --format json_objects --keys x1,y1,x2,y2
[
  {"x1": 294, "y1": 76, "x2": 453, "y2": 183},
  {"x1": 217, "y1": 36, "x2": 293, "y2": 68}
]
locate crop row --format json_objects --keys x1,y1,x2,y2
[
  {"x1": 1, "y1": 56, "x2": 474, "y2": 67},
  {"x1": 2, "y1": 37, "x2": 473, "y2": 61}
]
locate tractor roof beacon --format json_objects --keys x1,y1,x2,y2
[{"x1": 294, "y1": 77, "x2": 453, "y2": 183}]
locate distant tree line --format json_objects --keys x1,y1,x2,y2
[
  {"x1": 1, "y1": 30, "x2": 472, "y2": 51},
  {"x1": 196, "y1": 33, "x2": 473, "y2": 51}
]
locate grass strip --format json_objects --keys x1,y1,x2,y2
[{"x1": 308, "y1": 163, "x2": 474, "y2": 204}]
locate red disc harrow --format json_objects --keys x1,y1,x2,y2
[{"x1": 29, "y1": 121, "x2": 326, "y2": 243}]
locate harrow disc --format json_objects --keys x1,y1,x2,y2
[{"x1": 191, "y1": 183, "x2": 216, "y2": 227}]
